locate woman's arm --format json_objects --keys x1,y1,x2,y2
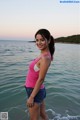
[{"x1": 27, "y1": 56, "x2": 51, "y2": 107}]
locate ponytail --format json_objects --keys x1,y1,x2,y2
[{"x1": 49, "y1": 35, "x2": 55, "y2": 58}]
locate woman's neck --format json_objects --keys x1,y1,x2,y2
[{"x1": 41, "y1": 48, "x2": 50, "y2": 54}]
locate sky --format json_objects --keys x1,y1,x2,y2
[{"x1": 0, "y1": 0, "x2": 80, "y2": 40}]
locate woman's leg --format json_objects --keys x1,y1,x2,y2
[
  {"x1": 28, "y1": 102, "x2": 40, "y2": 120},
  {"x1": 40, "y1": 100, "x2": 48, "y2": 120}
]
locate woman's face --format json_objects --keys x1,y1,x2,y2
[{"x1": 35, "y1": 34, "x2": 49, "y2": 51}]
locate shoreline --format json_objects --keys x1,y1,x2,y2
[{"x1": 55, "y1": 41, "x2": 80, "y2": 44}]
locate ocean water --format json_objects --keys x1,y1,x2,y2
[{"x1": 0, "y1": 40, "x2": 80, "y2": 120}]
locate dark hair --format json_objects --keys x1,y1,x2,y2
[{"x1": 35, "y1": 29, "x2": 55, "y2": 57}]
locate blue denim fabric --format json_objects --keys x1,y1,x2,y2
[{"x1": 25, "y1": 87, "x2": 46, "y2": 103}]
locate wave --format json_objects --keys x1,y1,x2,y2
[
  {"x1": 5, "y1": 106, "x2": 80, "y2": 120},
  {"x1": 46, "y1": 109, "x2": 80, "y2": 120}
]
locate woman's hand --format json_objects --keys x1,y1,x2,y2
[{"x1": 27, "y1": 96, "x2": 34, "y2": 108}]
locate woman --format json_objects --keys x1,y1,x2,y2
[{"x1": 25, "y1": 29, "x2": 55, "y2": 120}]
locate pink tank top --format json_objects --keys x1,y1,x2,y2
[{"x1": 25, "y1": 53, "x2": 52, "y2": 89}]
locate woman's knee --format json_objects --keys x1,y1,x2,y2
[
  {"x1": 28, "y1": 103, "x2": 40, "y2": 120},
  {"x1": 40, "y1": 102, "x2": 48, "y2": 120},
  {"x1": 40, "y1": 112, "x2": 48, "y2": 120}
]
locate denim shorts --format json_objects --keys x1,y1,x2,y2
[{"x1": 25, "y1": 87, "x2": 46, "y2": 104}]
